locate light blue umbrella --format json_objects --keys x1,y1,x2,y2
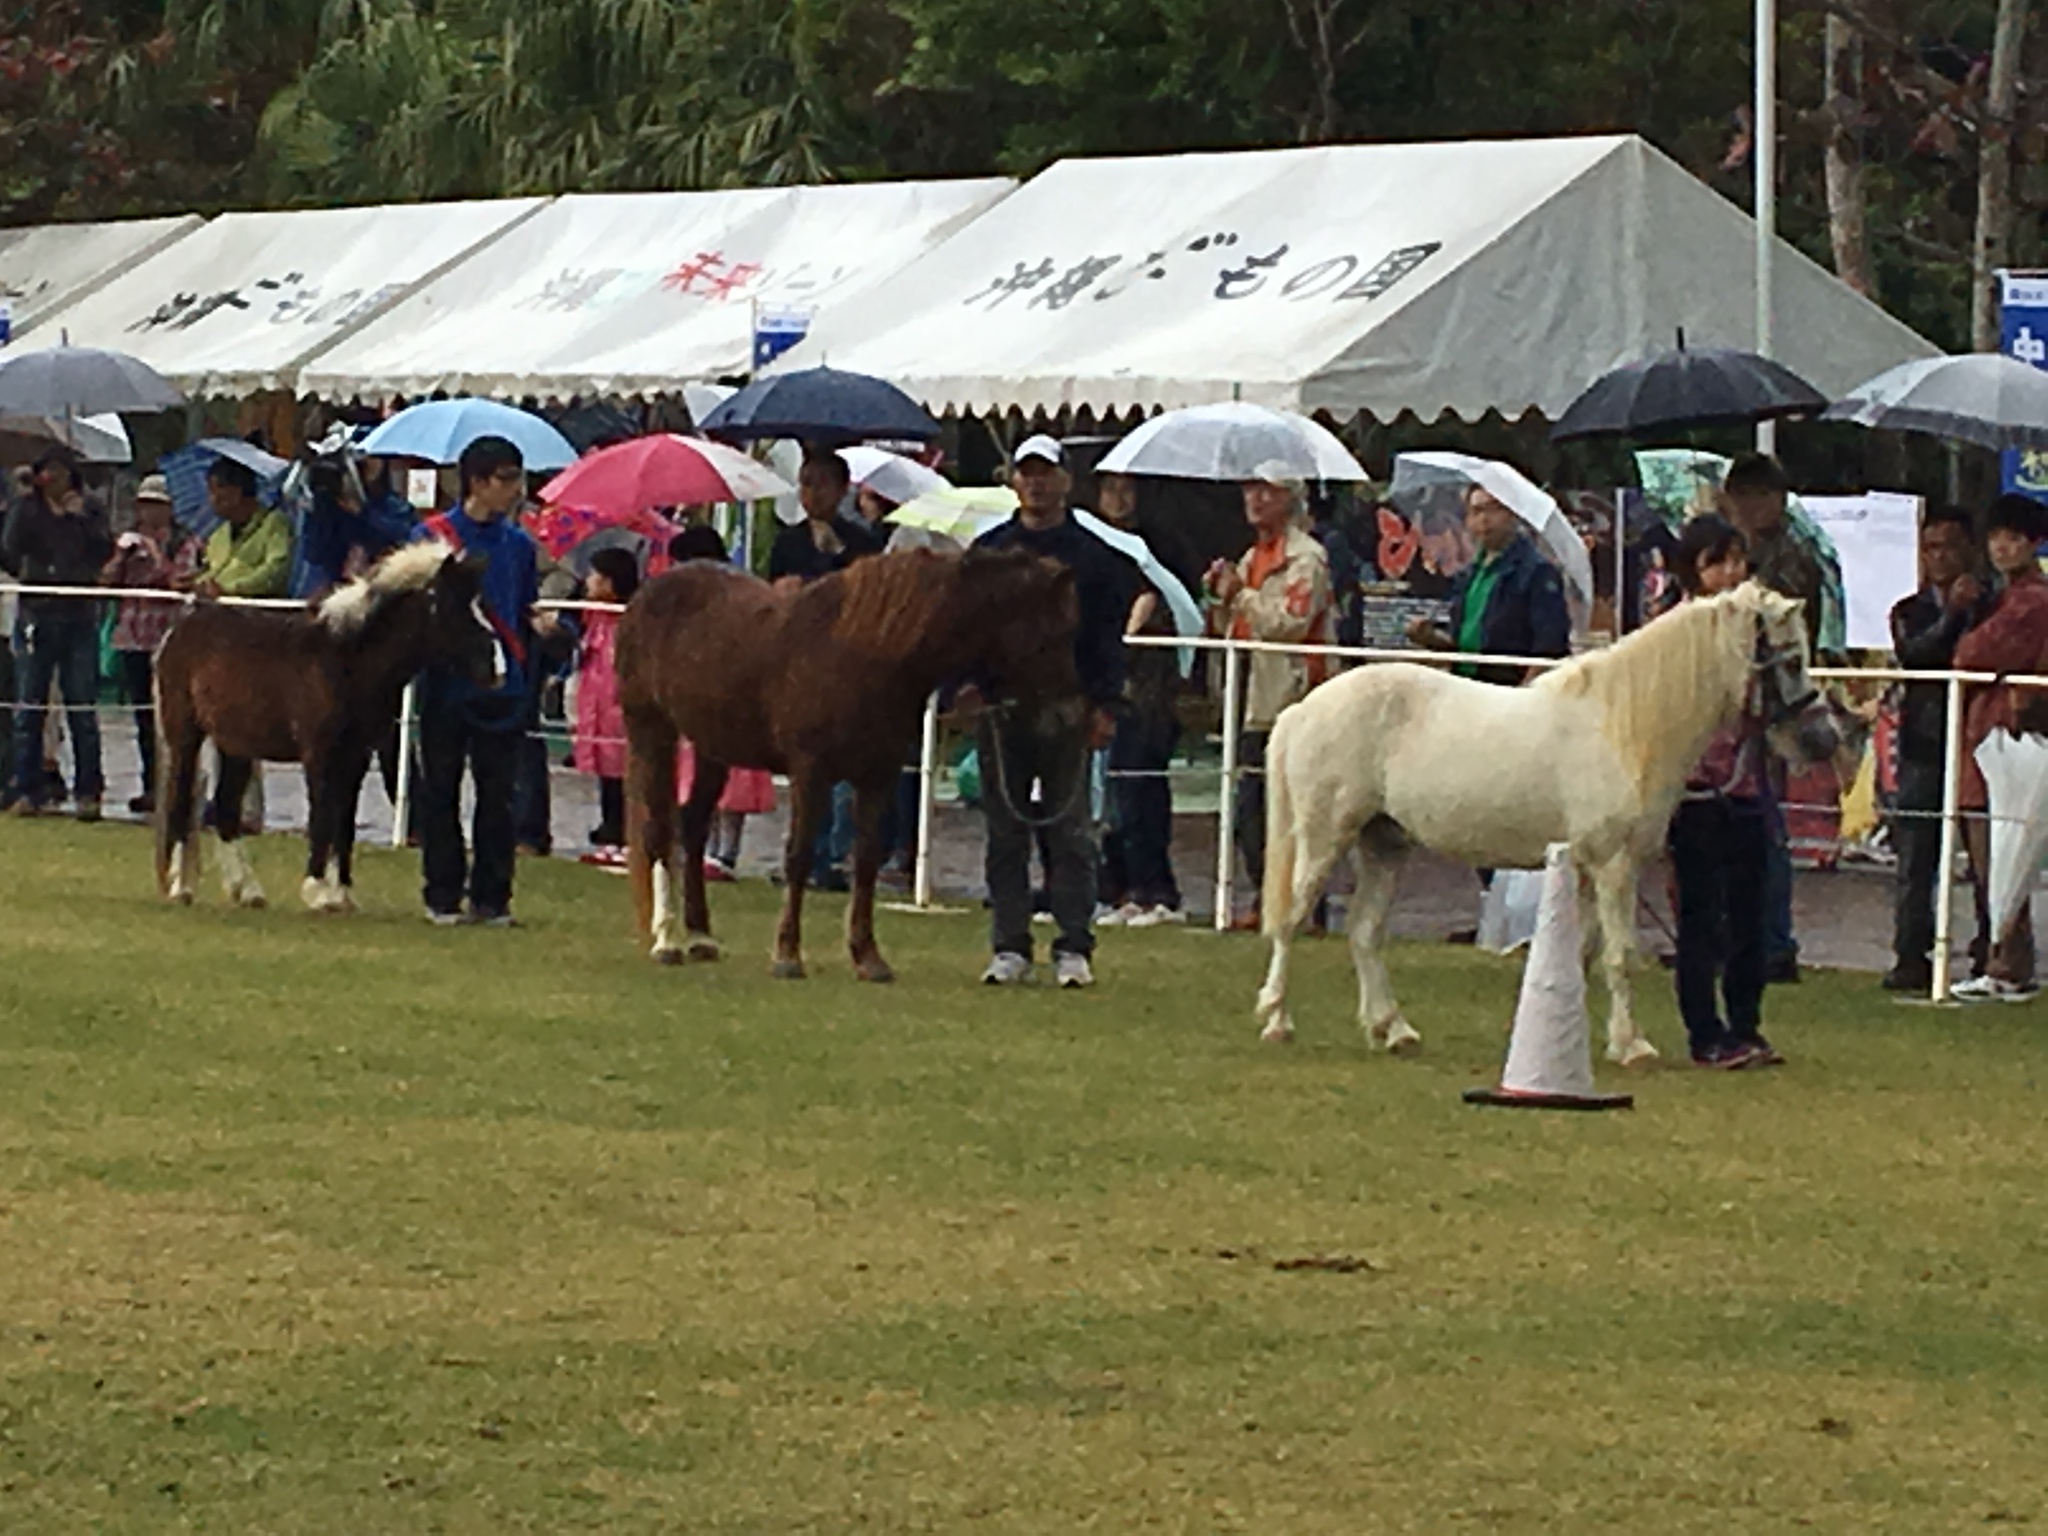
[
  {"x1": 1073, "y1": 509, "x2": 1203, "y2": 677},
  {"x1": 358, "y1": 398, "x2": 576, "y2": 470}
]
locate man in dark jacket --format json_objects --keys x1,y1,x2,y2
[
  {"x1": 971, "y1": 434, "x2": 1133, "y2": 989},
  {"x1": 1406, "y1": 485, "x2": 1570, "y2": 685},
  {"x1": 1886, "y1": 507, "x2": 1989, "y2": 991},
  {"x1": 3, "y1": 448, "x2": 112, "y2": 818}
]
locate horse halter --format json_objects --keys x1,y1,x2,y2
[{"x1": 1748, "y1": 621, "x2": 1818, "y2": 725}]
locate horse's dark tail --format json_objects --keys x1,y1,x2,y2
[{"x1": 624, "y1": 708, "x2": 678, "y2": 939}]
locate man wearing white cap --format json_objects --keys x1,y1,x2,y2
[
  {"x1": 101, "y1": 474, "x2": 201, "y2": 813},
  {"x1": 970, "y1": 433, "x2": 1135, "y2": 989},
  {"x1": 1202, "y1": 461, "x2": 1335, "y2": 928}
]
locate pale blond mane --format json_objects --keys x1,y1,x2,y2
[
  {"x1": 316, "y1": 541, "x2": 453, "y2": 635},
  {"x1": 1532, "y1": 585, "x2": 1760, "y2": 796}
]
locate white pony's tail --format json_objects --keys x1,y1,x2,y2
[{"x1": 1260, "y1": 710, "x2": 1298, "y2": 937}]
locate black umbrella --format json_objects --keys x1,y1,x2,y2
[
  {"x1": 0, "y1": 343, "x2": 184, "y2": 418},
  {"x1": 698, "y1": 365, "x2": 939, "y2": 446},
  {"x1": 1549, "y1": 335, "x2": 1825, "y2": 442}
]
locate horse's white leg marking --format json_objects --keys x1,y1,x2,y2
[
  {"x1": 301, "y1": 858, "x2": 352, "y2": 914},
  {"x1": 1593, "y1": 856, "x2": 1656, "y2": 1065},
  {"x1": 217, "y1": 837, "x2": 266, "y2": 909},
  {"x1": 169, "y1": 838, "x2": 195, "y2": 904},
  {"x1": 1256, "y1": 929, "x2": 1296, "y2": 1043},
  {"x1": 1349, "y1": 849, "x2": 1419, "y2": 1054},
  {"x1": 650, "y1": 855, "x2": 686, "y2": 963}
]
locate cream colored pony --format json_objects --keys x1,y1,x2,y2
[{"x1": 1254, "y1": 582, "x2": 1835, "y2": 1064}]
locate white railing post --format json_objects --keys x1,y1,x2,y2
[
  {"x1": 914, "y1": 692, "x2": 939, "y2": 909},
  {"x1": 1214, "y1": 643, "x2": 1243, "y2": 933},
  {"x1": 1932, "y1": 672, "x2": 1965, "y2": 1003},
  {"x1": 391, "y1": 679, "x2": 417, "y2": 851}
]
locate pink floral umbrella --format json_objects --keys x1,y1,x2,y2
[
  {"x1": 528, "y1": 503, "x2": 684, "y2": 562},
  {"x1": 537, "y1": 433, "x2": 792, "y2": 525}
]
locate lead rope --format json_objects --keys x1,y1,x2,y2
[{"x1": 980, "y1": 701, "x2": 1096, "y2": 831}]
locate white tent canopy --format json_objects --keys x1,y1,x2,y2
[
  {"x1": 767, "y1": 135, "x2": 1939, "y2": 420},
  {"x1": 18, "y1": 198, "x2": 548, "y2": 395},
  {"x1": 0, "y1": 215, "x2": 204, "y2": 337},
  {"x1": 300, "y1": 178, "x2": 1013, "y2": 400}
]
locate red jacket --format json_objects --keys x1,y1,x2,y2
[{"x1": 1952, "y1": 574, "x2": 2048, "y2": 807}]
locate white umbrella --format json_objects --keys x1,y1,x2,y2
[
  {"x1": 1823, "y1": 353, "x2": 2048, "y2": 450},
  {"x1": 840, "y1": 444, "x2": 950, "y2": 507},
  {"x1": 1388, "y1": 451, "x2": 1596, "y2": 623},
  {"x1": 196, "y1": 437, "x2": 291, "y2": 481},
  {"x1": 0, "y1": 412, "x2": 131, "y2": 463},
  {"x1": 1976, "y1": 729, "x2": 2048, "y2": 939},
  {"x1": 1098, "y1": 402, "x2": 1369, "y2": 482}
]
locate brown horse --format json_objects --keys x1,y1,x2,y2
[
  {"x1": 153, "y1": 542, "x2": 500, "y2": 911},
  {"x1": 618, "y1": 546, "x2": 1080, "y2": 979}
]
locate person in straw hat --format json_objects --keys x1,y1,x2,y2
[{"x1": 100, "y1": 473, "x2": 201, "y2": 814}]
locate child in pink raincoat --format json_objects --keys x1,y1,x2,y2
[{"x1": 572, "y1": 547, "x2": 639, "y2": 858}]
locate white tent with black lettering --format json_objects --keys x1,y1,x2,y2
[
  {"x1": 17, "y1": 199, "x2": 549, "y2": 395},
  {"x1": 0, "y1": 215, "x2": 205, "y2": 339},
  {"x1": 766, "y1": 134, "x2": 1939, "y2": 420},
  {"x1": 300, "y1": 178, "x2": 1014, "y2": 400}
]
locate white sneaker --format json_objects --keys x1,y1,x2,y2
[
  {"x1": 1952, "y1": 975, "x2": 2038, "y2": 1003},
  {"x1": 1126, "y1": 904, "x2": 1186, "y2": 929},
  {"x1": 982, "y1": 952, "x2": 1033, "y2": 986},
  {"x1": 1095, "y1": 903, "x2": 1128, "y2": 927},
  {"x1": 1055, "y1": 953, "x2": 1095, "y2": 989}
]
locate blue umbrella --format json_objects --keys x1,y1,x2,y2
[
  {"x1": 358, "y1": 398, "x2": 577, "y2": 470},
  {"x1": 698, "y1": 366, "x2": 939, "y2": 445}
]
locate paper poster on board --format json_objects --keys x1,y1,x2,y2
[{"x1": 1798, "y1": 491, "x2": 1922, "y2": 651}]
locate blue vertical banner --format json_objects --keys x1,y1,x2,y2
[
  {"x1": 2000, "y1": 271, "x2": 2048, "y2": 495},
  {"x1": 751, "y1": 304, "x2": 813, "y2": 369}
]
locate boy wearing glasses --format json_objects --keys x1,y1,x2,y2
[{"x1": 416, "y1": 435, "x2": 547, "y2": 926}]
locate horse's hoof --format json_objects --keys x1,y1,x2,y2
[
  {"x1": 855, "y1": 958, "x2": 895, "y2": 984},
  {"x1": 1607, "y1": 1038, "x2": 1660, "y2": 1068},
  {"x1": 1384, "y1": 1028, "x2": 1423, "y2": 1058},
  {"x1": 238, "y1": 893, "x2": 267, "y2": 911},
  {"x1": 1259, "y1": 1020, "x2": 1296, "y2": 1044},
  {"x1": 651, "y1": 944, "x2": 684, "y2": 966},
  {"x1": 770, "y1": 958, "x2": 807, "y2": 980},
  {"x1": 169, "y1": 890, "x2": 193, "y2": 907},
  {"x1": 683, "y1": 934, "x2": 723, "y2": 963}
]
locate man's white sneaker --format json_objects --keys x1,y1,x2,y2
[
  {"x1": 1952, "y1": 974, "x2": 2038, "y2": 1003},
  {"x1": 1126, "y1": 904, "x2": 1186, "y2": 929},
  {"x1": 1095, "y1": 903, "x2": 1130, "y2": 927},
  {"x1": 982, "y1": 952, "x2": 1033, "y2": 986},
  {"x1": 1055, "y1": 953, "x2": 1095, "y2": 989}
]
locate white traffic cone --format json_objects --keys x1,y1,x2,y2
[{"x1": 1464, "y1": 842, "x2": 1633, "y2": 1111}]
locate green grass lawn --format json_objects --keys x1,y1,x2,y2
[{"x1": 4, "y1": 820, "x2": 2048, "y2": 1532}]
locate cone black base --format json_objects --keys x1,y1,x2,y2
[{"x1": 1463, "y1": 1086, "x2": 1634, "y2": 1111}]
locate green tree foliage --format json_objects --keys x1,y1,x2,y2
[{"x1": 0, "y1": 0, "x2": 2035, "y2": 349}]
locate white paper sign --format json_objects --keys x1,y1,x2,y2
[
  {"x1": 1799, "y1": 491, "x2": 1923, "y2": 652},
  {"x1": 406, "y1": 468, "x2": 439, "y2": 511}
]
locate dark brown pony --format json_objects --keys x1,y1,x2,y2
[
  {"x1": 153, "y1": 542, "x2": 500, "y2": 911},
  {"x1": 618, "y1": 546, "x2": 1080, "y2": 979}
]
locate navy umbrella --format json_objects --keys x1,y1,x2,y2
[
  {"x1": 1549, "y1": 337, "x2": 1825, "y2": 442},
  {"x1": 698, "y1": 366, "x2": 940, "y2": 445}
]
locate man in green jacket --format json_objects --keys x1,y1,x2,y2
[{"x1": 197, "y1": 459, "x2": 291, "y2": 598}]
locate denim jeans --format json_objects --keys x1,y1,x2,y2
[
  {"x1": 1107, "y1": 710, "x2": 1180, "y2": 909},
  {"x1": 12, "y1": 617, "x2": 103, "y2": 803},
  {"x1": 118, "y1": 649, "x2": 156, "y2": 799},
  {"x1": 811, "y1": 781, "x2": 855, "y2": 870}
]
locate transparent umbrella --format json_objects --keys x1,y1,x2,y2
[
  {"x1": 1097, "y1": 402, "x2": 1369, "y2": 482},
  {"x1": 1387, "y1": 452, "x2": 1595, "y2": 624},
  {"x1": 1976, "y1": 729, "x2": 2048, "y2": 940}
]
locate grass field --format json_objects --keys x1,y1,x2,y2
[{"x1": 4, "y1": 819, "x2": 2048, "y2": 1532}]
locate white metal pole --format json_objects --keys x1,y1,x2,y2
[
  {"x1": 390, "y1": 680, "x2": 417, "y2": 850},
  {"x1": 1755, "y1": 0, "x2": 1778, "y2": 454},
  {"x1": 1932, "y1": 673, "x2": 1965, "y2": 1002},
  {"x1": 1214, "y1": 645, "x2": 1243, "y2": 932},
  {"x1": 913, "y1": 693, "x2": 939, "y2": 909}
]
